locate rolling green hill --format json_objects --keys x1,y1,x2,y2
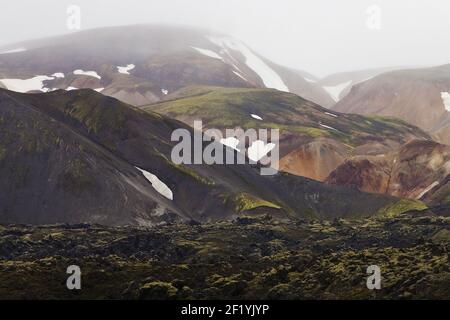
[{"x1": 144, "y1": 86, "x2": 431, "y2": 181}]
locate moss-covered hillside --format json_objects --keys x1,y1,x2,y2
[
  {"x1": 144, "y1": 86, "x2": 431, "y2": 181},
  {"x1": 0, "y1": 213, "x2": 448, "y2": 299}
]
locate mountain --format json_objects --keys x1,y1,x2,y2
[
  {"x1": 333, "y1": 64, "x2": 450, "y2": 144},
  {"x1": 317, "y1": 66, "x2": 405, "y2": 103},
  {"x1": 1, "y1": 88, "x2": 417, "y2": 225},
  {"x1": 0, "y1": 25, "x2": 334, "y2": 107},
  {"x1": 145, "y1": 86, "x2": 431, "y2": 181},
  {"x1": 326, "y1": 140, "x2": 450, "y2": 201}
]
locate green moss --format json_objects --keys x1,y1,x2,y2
[
  {"x1": 431, "y1": 229, "x2": 450, "y2": 243},
  {"x1": 368, "y1": 115, "x2": 412, "y2": 127},
  {"x1": 171, "y1": 163, "x2": 215, "y2": 186},
  {"x1": 377, "y1": 199, "x2": 428, "y2": 217},
  {"x1": 145, "y1": 86, "x2": 422, "y2": 149},
  {"x1": 154, "y1": 149, "x2": 215, "y2": 186},
  {"x1": 138, "y1": 281, "x2": 178, "y2": 299},
  {"x1": 69, "y1": 99, "x2": 125, "y2": 135},
  {"x1": 0, "y1": 214, "x2": 449, "y2": 299},
  {"x1": 232, "y1": 192, "x2": 281, "y2": 213}
]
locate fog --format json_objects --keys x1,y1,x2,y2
[{"x1": 1, "y1": 0, "x2": 450, "y2": 77}]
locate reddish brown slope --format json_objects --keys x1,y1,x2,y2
[{"x1": 326, "y1": 140, "x2": 450, "y2": 199}]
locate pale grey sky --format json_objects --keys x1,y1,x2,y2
[{"x1": 1, "y1": 0, "x2": 450, "y2": 77}]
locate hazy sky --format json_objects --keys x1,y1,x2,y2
[{"x1": 1, "y1": 0, "x2": 450, "y2": 77}]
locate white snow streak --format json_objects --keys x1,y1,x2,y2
[
  {"x1": 324, "y1": 111, "x2": 338, "y2": 117},
  {"x1": 117, "y1": 64, "x2": 135, "y2": 75},
  {"x1": 233, "y1": 71, "x2": 247, "y2": 82},
  {"x1": 0, "y1": 48, "x2": 26, "y2": 55},
  {"x1": 135, "y1": 167, "x2": 173, "y2": 200},
  {"x1": 304, "y1": 77, "x2": 317, "y2": 83},
  {"x1": 51, "y1": 73, "x2": 65, "y2": 78},
  {"x1": 0, "y1": 75, "x2": 54, "y2": 93},
  {"x1": 208, "y1": 36, "x2": 289, "y2": 92},
  {"x1": 251, "y1": 114, "x2": 263, "y2": 120},
  {"x1": 323, "y1": 80, "x2": 352, "y2": 102},
  {"x1": 417, "y1": 181, "x2": 440, "y2": 199},
  {"x1": 441, "y1": 92, "x2": 450, "y2": 111},
  {"x1": 319, "y1": 123, "x2": 338, "y2": 131},
  {"x1": 191, "y1": 46, "x2": 223, "y2": 61},
  {"x1": 73, "y1": 69, "x2": 101, "y2": 79}
]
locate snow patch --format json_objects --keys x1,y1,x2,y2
[
  {"x1": 117, "y1": 64, "x2": 135, "y2": 75},
  {"x1": 233, "y1": 71, "x2": 247, "y2": 82},
  {"x1": 324, "y1": 111, "x2": 338, "y2": 117},
  {"x1": 208, "y1": 36, "x2": 289, "y2": 92},
  {"x1": 355, "y1": 76, "x2": 374, "y2": 84},
  {"x1": 304, "y1": 77, "x2": 317, "y2": 83},
  {"x1": 319, "y1": 123, "x2": 338, "y2": 131},
  {"x1": 135, "y1": 167, "x2": 173, "y2": 200},
  {"x1": 220, "y1": 137, "x2": 240, "y2": 151},
  {"x1": 248, "y1": 140, "x2": 276, "y2": 162},
  {"x1": 51, "y1": 73, "x2": 65, "y2": 78},
  {"x1": 417, "y1": 181, "x2": 440, "y2": 199},
  {"x1": 65, "y1": 86, "x2": 102, "y2": 92},
  {"x1": 161, "y1": 89, "x2": 168, "y2": 95},
  {"x1": 191, "y1": 46, "x2": 223, "y2": 61},
  {"x1": 251, "y1": 114, "x2": 263, "y2": 120},
  {"x1": 73, "y1": 69, "x2": 101, "y2": 79},
  {"x1": 0, "y1": 48, "x2": 26, "y2": 55},
  {"x1": 441, "y1": 92, "x2": 450, "y2": 111},
  {"x1": 323, "y1": 80, "x2": 352, "y2": 102},
  {"x1": 0, "y1": 75, "x2": 54, "y2": 93}
]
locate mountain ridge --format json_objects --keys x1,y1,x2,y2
[
  {"x1": 333, "y1": 64, "x2": 450, "y2": 145},
  {"x1": 0, "y1": 87, "x2": 417, "y2": 225},
  {"x1": 145, "y1": 86, "x2": 431, "y2": 181},
  {"x1": 0, "y1": 24, "x2": 334, "y2": 107}
]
